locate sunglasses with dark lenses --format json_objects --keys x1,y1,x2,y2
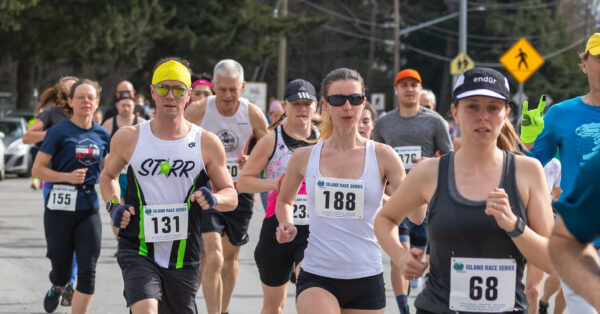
[
  {"x1": 153, "y1": 84, "x2": 189, "y2": 98},
  {"x1": 326, "y1": 94, "x2": 365, "y2": 106}
]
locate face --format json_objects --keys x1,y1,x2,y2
[
  {"x1": 213, "y1": 75, "x2": 244, "y2": 110},
  {"x1": 150, "y1": 80, "x2": 191, "y2": 119},
  {"x1": 191, "y1": 84, "x2": 213, "y2": 103},
  {"x1": 268, "y1": 110, "x2": 284, "y2": 123},
  {"x1": 322, "y1": 79, "x2": 365, "y2": 128},
  {"x1": 358, "y1": 109, "x2": 375, "y2": 138},
  {"x1": 395, "y1": 78, "x2": 422, "y2": 108},
  {"x1": 69, "y1": 84, "x2": 99, "y2": 117},
  {"x1": 452, "y1": 96, "x2": 509, "y2": 145},
  {"x1": 117, "y1": 99, "x2": 135, "y2": 116},
  {"x1": 284, "y1": 99, "x2": 315, "y2": 125},
  {"x1": 420, "y1": 93, "x2": 435, "y2": 110},
  {"x1": 582, "y1": 53, "x2": 600, "y2": 92}
]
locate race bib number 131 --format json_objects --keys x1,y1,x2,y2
[{"x1": 143, "y1": 203, "x2": 188, "y2": 243}]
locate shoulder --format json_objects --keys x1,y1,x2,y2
[
  {"x1": 291, "y1": 145, "x2": 314, "y2": 162},
  {"x1": 93, "y1": 123, "x2": 110, "y2": 137},
  {"x1": 112, "y1": 125, "x2": 140, "y2": 147},
  {"x1": 201, "y1": 128, "x2": 222, "y2": 147},
  {"x1": 247, "y1": 102, "x2": 266, "y2": 119},
  {"x1": 101, "y1": 117, "x2": 113, "y2": 128},
  {"x1": 374, "y1": 141, "x2": 398, "y2": 158},
  {"x1": 514, "y1": 154, "x2": 545, "y2": 182}
]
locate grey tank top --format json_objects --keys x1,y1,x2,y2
[{"x1": 415, "y1": 151, "x2": 528, "y2": 314}]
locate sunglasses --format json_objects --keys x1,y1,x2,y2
[
  {"x1": 153, "y1": 84, "x2": 189, "y2": 98},
  {"x1": 326, "y1": 94, "x2": 365, "y2": 106}
]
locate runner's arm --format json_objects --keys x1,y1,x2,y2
[
  {"x1": 99, "y1": 126, "x2": 136, "y2": 203},
  {"x1": 275, "y1": 147, "x2": 310, "y2": 225},
  {"x1": 32, "y1": 151, "x2": 87, "y2": 184},
  {"x1": 184, "y1": 99, "x2": 206, "y2": 126},
  {"x1": 101, "y1": 118, "x2": 113, "y2": 133},
  {"x1": 550, "y1": 217, "x2": 600, "y2": 310},
  {"x1": 22, "y1": 119, "x2": 46, "y2": 144},
  {"x1": 248, "y1": 103, "x2": 269, "y2": 140},
  {"x1": 201, "y1": 130, "x2": 238, "y2": 211},
  {"x1": 237, "y1": 130, "x2": 278, "y2": 193}
]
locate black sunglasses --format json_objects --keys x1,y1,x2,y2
[{"x1": 326, "y1": 94, "x2": 365, "y2": 107}]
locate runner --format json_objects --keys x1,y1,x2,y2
[
  {"x1": 522, "y1": 32, "x2": 600, "y2": 314},
  {"x1": 102, "y1": 80, "x2": 150, "y2": 123},
  {"x1": 358, "y1": 103, "x2": 376, "y2": 139},
  {"x1": 372, "y1": 68, "x2": 452, "y2": 313},
  {"x1": 375, "y1": 67, "x2": 554, "y2": 314},
  {"x1": 276, "y1": 68, "x2": 405, "y2": 313},
  {"x1": 190, "y1": 73, "x2": 214, "y2": 104},
  {"x1": 32, "y1": 79, "x2": 110, "y2": 314},
  {"x1": 184, "y1": 58, "x2": 268, "y2": 314},
  {"x1": 99, "y1": 57, "x2": 238, "y2": 314},
  {"x1": 237, "y1": 79, "x2": 318, "y2": 314}
]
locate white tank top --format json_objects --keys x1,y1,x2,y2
[
  {"x1": 129, "y1": 121, "x2": 205, "y2": 267},
  {"x1": 200, "y1": 95, "x2": 253, "y2": 160},
  {"x1": 302, "y1": 139, "x2": 385, "y2": 279}
]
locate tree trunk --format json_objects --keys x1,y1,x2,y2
[
  {"x1": 16, "y1": 56, "x2": 35, "y2": 111},
  {"x1": 366, "y1": 0, "x2": 378, "y2": 92}
]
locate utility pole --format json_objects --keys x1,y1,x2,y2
[
  {"x1": 459, "y1": 0, "x2": 467, "y2": 54},
  {"x1": 276, "y1": 0, "x2": 288, "y2": 99},
  {"x1": 393, "y1": 0, "x2": 400, "y2": 109}
]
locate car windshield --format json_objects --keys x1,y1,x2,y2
[{"x1": 0, "y1": 121, "x2": 23, "y2": 145}]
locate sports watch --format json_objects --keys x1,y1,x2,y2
[
  {"x1": 106, "y1": 200, "x2": 119, "y2": 213},
  {"x1": 506, "y1": 217, "x2": 526, "y2": 238}
]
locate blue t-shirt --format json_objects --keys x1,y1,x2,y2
[
  {"x1": 553, "y1": 150, "x2": 600, "y2": 243},
  {"x1": 527, "y1": 96, "x2": 600, "y2": 200},
  {"x1": 39, "y1": 120, "x2": 110, "y2": 210}
]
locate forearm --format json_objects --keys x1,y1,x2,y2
[
  {"x1": 32, "y1": 166, "x2": 69, "y2": 183},
  {"x1": 99, "y1": 172, "x2": 121, "y2": 203},
  {"x1": 549, "y1": 234, "x2": 600, "y2": 309},
  {"x1": 22, "y1": 130, "x2": 46, "y2": 144},
  {"x1": 374, "y1": 215, "x2": 408, "y2": 265},
  {"x1": 512, "y1": 227, "x2": 553, "y2": 273},
  {"x1": 213, "y1": 187, "x2": 238, "y2": 212},
  {"x1": 275, "y1": 202, "x2": 294, "y2": 225},
  {"x1": 237, "y1": 176, "x2": 277, "y2": 193}
]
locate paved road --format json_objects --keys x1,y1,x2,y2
[{"x1": 1, "y1": 176, "x2": 562, "y2": 313}]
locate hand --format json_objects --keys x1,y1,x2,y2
[
  {"x1": 276, "y1": 222, "x2": 297, "y2": 243},
  {"x1": 485, "y1": 188, "x2": 518, "y2": 232},
  {"x1": 190, "y1": 187, "x2": 218, "y2": 210},
  {"x1": 237, "y1": 155, "x2": 249, "y2": 169},
  {"x1": 520, "y1": 94, "x2": 546, "y2": 143},
  {"x1": 68, "y1": 168, "x2": 87, "y2": 184},
  {"x1": 110, "y1": 204, "x2": 135, "y2": 229},
  {"x1": 399, "y1": 247, "x2": 428, "y2": 280}
]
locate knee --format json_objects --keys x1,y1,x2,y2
[
  {"x1": 525, "y1": 284, "x2": 540, "y2": 300},
  {"x1": 204, "y1": 250, "x2": 224, "y2": 271},
  {"x1": 75, "y1": 270, "x2": 96, "y2": 294}
]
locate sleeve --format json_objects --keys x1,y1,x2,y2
[
  {"x1": 434, "y1": 117, "x2": 453, "y2": 154},
  {"x1": 102, "y1": 129, "x2": 110, "y2": 158},
  {"x1": 553, "y1": 152, "x2": 600, "y2": 243},
  {"x1": 37, "y1": 109, "x2": 51, "y2": 130},
  {"x1": 372, "y1": 118, "x2": 384, "y2": 143},
  {"x1": 39, "y1": 127, "x2": 60, "y2": 156},
  {"x1": 526, "y1": 107, "x2": 559, "y2": 166}
]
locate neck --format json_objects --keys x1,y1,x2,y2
[
  {"x1": 216, "y1": 100, "x2": 240, "y2": 116},
  {"x1": 397, "y1": 104, "x2": 420, "y2": 117},
  {"x1": 70, "y1": 115, "x2": 93, "y2": 129},
  {"x1": 583, "y1": 91, "x2": 600, "y2": 107},
  {"x1": 327, "y1": 126, "x2": 364, "y2": 151},
  {"x1": 118, "y1": 112, "x2": 134, "y2": 124},
  {"x1": 150, "y1": 115, "x2": 189, "y2": 140},
  {"x1": 283, "y1": 120, "x2": 312, "y2": 139},
  {"x1": 454, "y1": 142, "x2": 503, "y2": 173}
]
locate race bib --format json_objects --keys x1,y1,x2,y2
[
  {"x1": 226, "y1": 159, "x2": 240, "y2": 183},
  {"x1": 47, "y1": 184, "x2": 77, "y2": 211},
  {"x1": 143, "y1": 203, "x2": 188, "y2": 243},
  {"x1": 293, "y1": 194, "x2": 309, "y2": 225},
  {"x1": 314, "y1": 177, "x2": 365, "y2": 219},
  {"x1": 394, "y1": 146, "x2": 422, "y2": 170},
  {"x1": 449, "y1": 257, "x2": 517, "y2": 313}
]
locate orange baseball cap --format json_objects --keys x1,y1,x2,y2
[
  {"x1": 585, "y1": 33, "x2": 600, "y2": 56},
  {"x1": 395, "y1": 69, "x2": 422, "y2": 85}
]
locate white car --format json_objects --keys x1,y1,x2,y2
[
  {"x1": 0, "y1": 131, "x2": 5, "y2": 180},
  {"x1": 0, "y1": 117, "x2": 33, "y2": 177}
]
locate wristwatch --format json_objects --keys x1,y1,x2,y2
[
  {"x1": 506, "y1": 217, "x2": 526, "y2": 238},
  {"x1": 106, "y1": 200, "x2": 119, "y2": 213}
]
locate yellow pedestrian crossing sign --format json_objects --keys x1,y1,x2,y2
[
  {"x1": 450, "y1": 52, "x2": 475, "y2": 75},
  {"x1": 500, "y1": 38, "x2": 544, "y2": 83}
]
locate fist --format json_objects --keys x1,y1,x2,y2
[{"x1": 69, "y1": 168, "x2": 87, "y2": 184}]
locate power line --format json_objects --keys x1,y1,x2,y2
[{"x1": 300, "y1": 0, "x2": 392, "y2": 28}]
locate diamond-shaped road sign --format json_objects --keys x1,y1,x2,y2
[
  {"x1": 500, "y1": 38, "x2": 545, "y2": 83},
  {"x1": 450, "y1": 52, "x2": 475, "y2": 75}
]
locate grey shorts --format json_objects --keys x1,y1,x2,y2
[{"x1": 117, "y1": 253, "x2": 200, "y2": 313}]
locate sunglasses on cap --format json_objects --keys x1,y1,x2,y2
[
  {"x1": 153, "y1": 84, "x2": 190, "y2": 98},
  {"x1": 326, "y1": 94, "x2": 365, "y2": 107}
]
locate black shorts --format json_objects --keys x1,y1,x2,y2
[
  {"x1": 200, "y1": 192, "x2": 253, "y2": 246},
  {"x1": 398, "y1": 216, "x2": 428, "y2": 248},
  {"x1": 254, "y1": 215, "x2": 309, "y2": 286},
  {"x1": 296, "y1": 269, "x2": 386, "y2": 310},
  {"x1": 117, "y1": 253, "x2": 200, "y2": 313}
]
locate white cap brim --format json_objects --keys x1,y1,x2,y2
[{"x1": 455, "y1": 89, "x2": 507, "y2": 100}]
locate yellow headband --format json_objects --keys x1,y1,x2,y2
[{"x1": 152, "y1": 60, "x2": 192, "y2": 87}]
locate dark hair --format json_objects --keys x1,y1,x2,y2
[
  {"x1": 191, "y1": 72, "x2": 214, "y2": 94},
  {"x1": 316, "y1": 68, "x2": 365, "y2": 141},
  {"x1": 363, "y1": 102, "x2": 376, "y2": 121},
  {"x1": 152, "y1": 57, "x2": 192, "y2": 74},
  {"x1": 579, "y1": 51, "x2": 590, "y2": 61},
  {"x1": 35, "y1": 76, "x2": 79, "y2": 117}
]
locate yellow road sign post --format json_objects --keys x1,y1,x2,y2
[
  {"x1": 450, "y1": 52, "x2": 475, "y2": 75},
  {"x1": 500, "y1": 38, "x2": 544, "y2": 83}
]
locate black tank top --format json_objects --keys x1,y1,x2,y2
[
  {"x1": 110, "y1": 115, "x2": 138, "y2": 138},
  {"x1": 415, "y1": 151, "x2": 528, "y2": 314}
]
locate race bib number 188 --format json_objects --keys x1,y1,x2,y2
[
  {"x1": 314, "y1": 177, "x2": 365, "y2": 220},
  {"x1": 449, "y1": 257, "x2": 517, "y2": 313}
]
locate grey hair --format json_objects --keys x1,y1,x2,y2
[
  {"x1": 421, "y1": 89, "x2": 436, "y2": 103},
  {"x1": 213, "y1": 59, "x2": 244, "y2": 85}
]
